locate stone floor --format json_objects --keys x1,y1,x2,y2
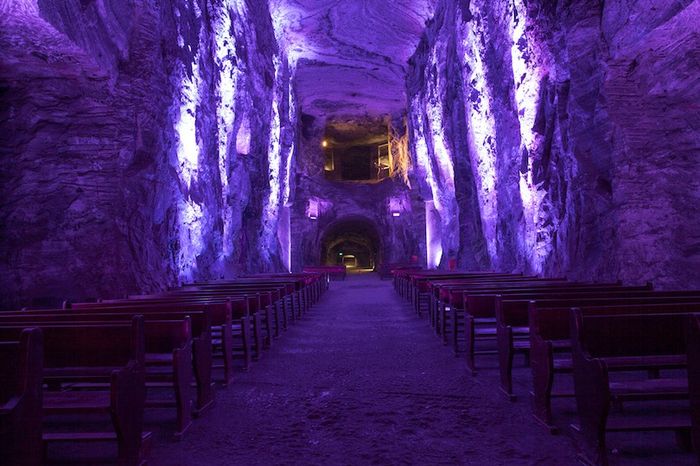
[{"x1": 149, "y1": 273, "x2": 694, "y2": 465}]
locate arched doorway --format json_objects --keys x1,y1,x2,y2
[{"x1": 320, "y1": 217, "x2": 382, "y2": 271}]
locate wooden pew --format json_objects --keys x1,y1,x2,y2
[
  {"x1": 123, "y1": 293, "x2": 261, "y2": 363},
  {"x1": 455, "y1": 281, "x2": 635, "y2": 374},
  {"x1": 454, "y1": 283, "x2": 645, "y2": 358},
  {"x1": 685, "y1": 314, "x2": 700, "y2": 460},
  {"x1": 529, "y1": 301, "x2": 700, "y2": 433},
  {"x1": 171, "y1": 287, "x2": 281, "y2": 344},
  {"x1": 165, "y1": 282, "x2": 295, "y2": 342},
  {"x1": 3, "y1": 308, "x2": 216, "y2": 412},
  {"x1": 0, "y1": 328, "x2": 43, "y2": 466},
  {"x1": 244, "y1": 273, "x2": 326, "y2": 306},
  {"x1": 570, "y1": 309, "x2": 692, "y2": 465},
  {"x1": 179, "y1": 274, "x2": 324, "y2": 339},
  {"x1": 2, "y1": 314, "x2": 195, "y2": 440},
  {"x1": 0, "y1": 318, "x2": 150, "y2": 465},
  {"x1": 495, "y1": 291, "x2": 700, "y2": 400},
  {"x1": 410, "y1": 272, "x2": 520, "y2": 315},
  {"x1": 428, "y1": 274, "x2": 532, "y2": 325},
  {"x1": 232, "y1": 274, "x2": 321, "y2": 313},
  {"x1": 71, "y1": 298, "x2": 243, "y2": 376}
]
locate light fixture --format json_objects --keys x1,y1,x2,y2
[
  {"x1": 307, "y1": 199, "x2": 319, "y2": 220},
  {"x1": 322, "y1": 139, "x2": 328, "y2": 148},
  {"x1": 389, "y1": 196, "x2": 403, "y2": 218}
]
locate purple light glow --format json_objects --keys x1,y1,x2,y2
[
  {"x1": 261, "y1": 54, "x2": 292, "y2": 266},
  {"x1": 508, "y1": 0, "x2": 555, "y2": 272},
  {"x1": 173, "y1": 57, "x2": 201, "y2": 189},
  {"x1": 425, "y1": 200, "x2": 443, "y2": 269},
  {"x1": 214, "y1": 3, "x2": 240, "y2": 258},
  {"x1": 172, "y1": 4, "x2": 207, "y2": 280},
  {"x1": 236, "y1": 116, "x2": 252, "y2": 155},
  {"x1": 264, "y1": 55, "x2": 283, "y2": 222},
  {"x1": 178, "y1": 199, "x2": 205, "y2": 281},
  {"x1": 306, "y1": 198, "x2": 319, "y2": 219},
  {"x1": 269, "y1": 1, "x2": 315, "y2": 66},
  {"x1": 388, "y1": 195, "x2": 409, "y2": 217},
  {"x1": 282, "y1": 77, "x2": 296, "y2": 205},
  {"x1": 410, "y1": 96, "x2": 441, "y2": 211},
  {"x1": 426, "y1": 48, "x2": 455, "y2": 191},
  {"x1": 459, "y1": 15, "x2": 498, "y2": 258},
  {"x1": 409, "y1": 45, "x2": 460, "y2": 267},
  {"x1": 305, "y1": 197, "x2": 332, "y2": 220},
  {"x1": 277, "y1": 205, "x2": 292, "y2": 271}
]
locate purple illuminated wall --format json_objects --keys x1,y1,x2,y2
[
  {"x1": 407, "y1": 0, "x2": 700, "y2": 287},
  {"x1": 0, "y1": 0, "x2": 298, "y2": 307}
]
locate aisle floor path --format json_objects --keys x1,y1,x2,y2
[{"x1": 152, "y1": 272, "x2": 579, "y2": 465}]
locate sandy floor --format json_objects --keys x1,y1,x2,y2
[{"x1": 148, "y1": 273, "x2": 694, "y2": 465}]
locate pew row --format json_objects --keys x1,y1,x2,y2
[
  {"x1": 0, "y1": 319, "x2": 150, "y2": 465},
  {"x1": 570, "y1": 309, "x2": 693, "y2": 465},
  {"x1": 1, "y1": 313, "x2": 196, "y2": 440},
  {"x1": 496, "y1": 292, "x2": 700, "y2": 401},
  {"x1": 529, "y1": 302, "x2": 700, "y2": 433}
]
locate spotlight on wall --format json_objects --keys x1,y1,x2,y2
[
  {"x1": 307, "y1": 199, "x2": 319, "y2": 220},
  {"x1": 322, "y1": 139, "x2": 329, "y2": 148},
  {"x1": 388, "y1": 196, "x2": 404, "y2": 218}
]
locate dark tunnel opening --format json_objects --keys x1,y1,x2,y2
[{"x1": 319, "y1": 217, "x2": 382, "y2": 271}]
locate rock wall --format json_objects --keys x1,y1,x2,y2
[
  {"x1": 407, "y1": 0, "x2": 700, "y2": 288},
  {"x1": 0, "y1": 0, "x2": 296, "y2": 308}
]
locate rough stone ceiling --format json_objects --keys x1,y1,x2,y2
[{"x1": 270, "y1": 0, "x2": 434, "y2": 119}]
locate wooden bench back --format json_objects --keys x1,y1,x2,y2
[
  {"x1": 430, "y1": 275, "x2": 546, "y2": 288},
  {"x1": 1, "y1": 313, "x2": 193, "y2": 355},
  {"x1": 172, "y1": 289, "x2": 280, "y2": 308},
  {"x1": 498, "y1": 291, "x2": 700, "y2": 327},
  {"x1": 0, "y1": 327, "x2": 42, "y2": 405},
  {"x1": 69, "y1": 300, "x2": 231, "y2": 326},
  {"x1": 449, "y1": 280, "x2": 590, "y2": 304},
  {"x1": 417, "y1": 274, "x2": 530, "y2": 292},
  {"x1": 687, "y1": 314, "x2": 700, "y2": 453},
  {"x1": 116, "y1": 291, "x2": 266, "y2": 314},
  {"x1": 176, "y1": 284, "x2": 286, "y2": 294},
  {"x1": 188, "y1": 278, "x2": 306, "y2": 291},
  {"x1": 460, "y1": 283, "x2": 634, "y2": 316},
  {"x1": 0, "y1": 316, "x2": 144, "y2": 368},
  {"x1": 0, "y1": 328, "x2": 43, "y2": 466},
  {"x1": 570, "y1": 309, "x2": 689, "y2": 358},
  {"x1": 531, "y1": 302, "x2": 700, "y2": 343},
  {"x1": 143, "y1": 318, "x2": 191, "y2": 353}
]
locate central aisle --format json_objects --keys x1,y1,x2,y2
[{"x1": 153, "y1": 273, "x2": 577, "y2": 465}]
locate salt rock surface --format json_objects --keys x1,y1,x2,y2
[
  {"x1": 406, "y1": 0, "x2": 700, "y2": 288},
  {"x1": 271, "y1": 0, "x2": 434, "y2": 118},
  {"x1": 0, "y1": 0, "x2": 295, "y2": 308}
]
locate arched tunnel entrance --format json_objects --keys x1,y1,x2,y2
[{"x1": 320, "y1": 217, "x2": 382, "y2": 271}]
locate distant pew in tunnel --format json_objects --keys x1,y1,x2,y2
[{"x1": 304, "y1": 265, "x2": 347, "y2": 281}]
